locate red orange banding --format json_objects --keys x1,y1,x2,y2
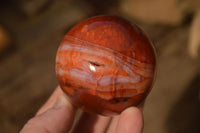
[{"x1": 56, "y1": 15, "x2": 156, "y2": 115}]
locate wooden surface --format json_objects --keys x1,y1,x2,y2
[{"x1": 0, "y1": 0, "x2": 200, "y2": 133}]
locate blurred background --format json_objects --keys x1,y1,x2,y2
[{"x1": 0, "y1": 0, "x2": 200, "y2": 132}]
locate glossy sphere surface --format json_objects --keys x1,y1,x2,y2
[{"x1": 56, "y1": 15, "x2": 156, "y2": 116}]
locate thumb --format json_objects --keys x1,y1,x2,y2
[{"x1": 20, "y1": 94, "x2": 76, "y2": 133}]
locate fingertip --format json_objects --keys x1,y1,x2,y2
[
  {"x1": 121, "y1": 107, "x2": 144, "y2": 127},
  {"x1": 117, "y1": 107, "x2": 144, "y2": 133},
  {"x1": 36, "y1": 86, "x2": 64, "y2": 115},
  {"x1": 53, "y1": 94, "x2": 74, "y2": 109},
  {"x1": 122, "y1": 107, "x2": 142, "y2": 116}
]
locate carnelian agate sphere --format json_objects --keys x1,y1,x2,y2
[{"x1": 56, "y1": 15, "x2": 156, "y2": 116}]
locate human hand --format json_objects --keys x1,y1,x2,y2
[{"x1": 20, "y1": 86, "x2": 143, "y2": 133}]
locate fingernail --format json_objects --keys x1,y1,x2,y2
[
  {"x1": 53, "y1": 94, "x2": 70, "y2": 109},
  {"x1": 123, "y1": 107, "x2": 141, "y2": 115}
]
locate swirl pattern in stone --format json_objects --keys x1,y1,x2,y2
[{"x1": 56, "y1": 15, "x2": 156, "y2": 115}]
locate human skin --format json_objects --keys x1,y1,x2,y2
[{"x1": 20, "y1": 86, "x2": 144, "y2": 133}]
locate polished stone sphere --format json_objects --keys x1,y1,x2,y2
[{"x1": 56, "y1": 15, "x2": 156, "y2": 116}]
